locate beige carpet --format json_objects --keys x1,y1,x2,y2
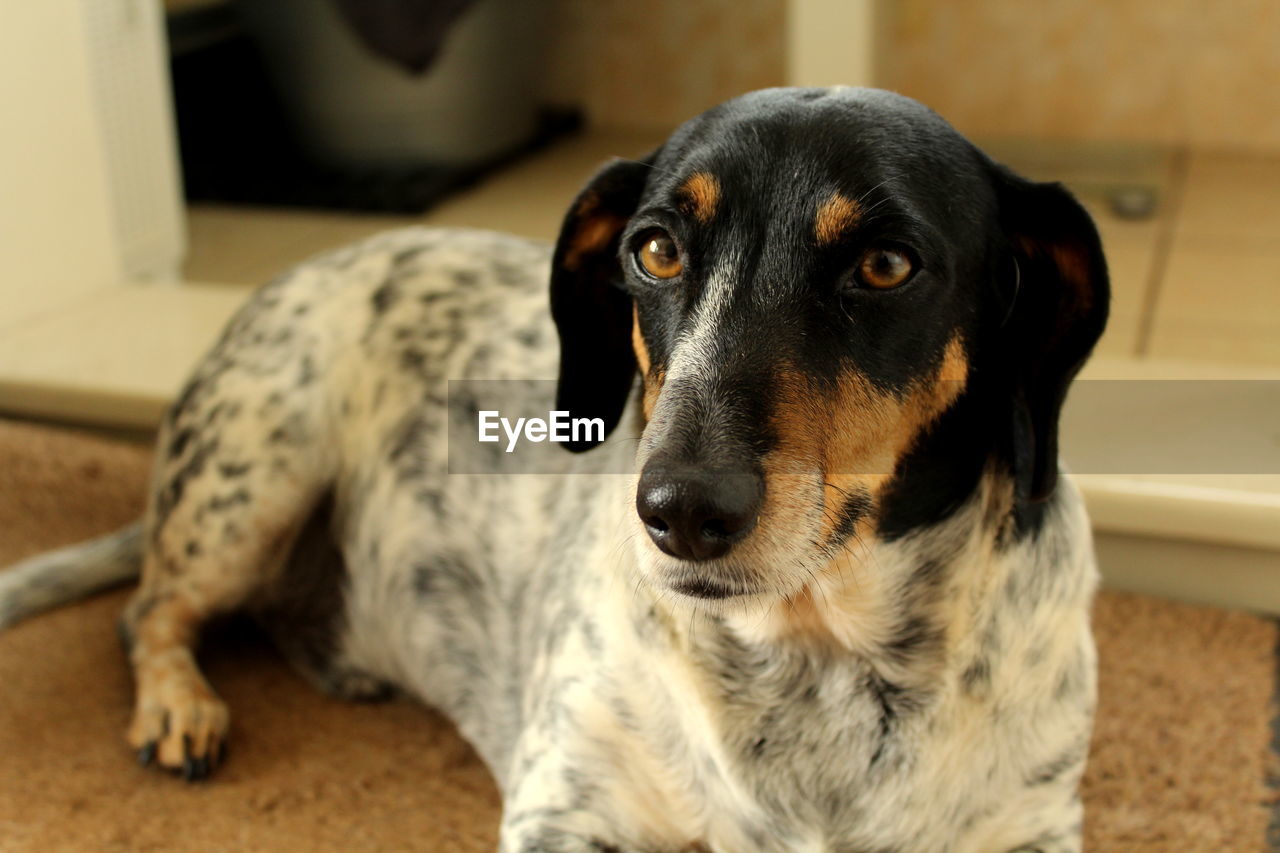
[{"x1": 0, "y1": 418, "x2": 1275, "y2": 851}]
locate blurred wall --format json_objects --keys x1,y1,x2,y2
[
  {"x1": 878, "y1": 0, "x2": 1280, "y2": 152},
  {"x1": 0, "y1": 2, "x2": 123, "y2": 317},
  {"x1": 544, "y1": 0, "x2": 787, "y2": 131}
]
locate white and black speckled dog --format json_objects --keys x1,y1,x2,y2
[{"x1": 0, "y1": 88, "x2": 1107, "y2": 852}]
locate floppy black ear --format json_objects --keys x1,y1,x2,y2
[
  {"x1": 550, "y1": 154, "x2": 656, "y2": 452},
  {"x1": 994, "y1": 168, "x2": 1110, "y2": 502}
]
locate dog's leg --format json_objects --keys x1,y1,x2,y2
[
  {"x1": 500, "y1": 754, "x2": 625, "y2": 852},
  {"x1": 253, "y1": 492, "x2": 395, "y2": 703},
  {"x1": 1011, "y1": 839, "x2": 1081, "y2": 853},
  {"x1": 1013, "y1": 821, "x2": 1083, "y2": 853},
  {"x1": 1005, "y1": 794, "x2": 1084, "y2": 853},
  {"x1": 120, "y1": 382, "x2": 332, "y2": 779},
  {"x1": 502, "y1": 824, "x2": 709, "y2": 853},
  {"x1": 121, "y1": 576, "x2": 231, "y2": 780},
  {"x1": 121, "y1": 475, "x2": 323, "y2": 778},
  {"x1": 500, "y1": 748, "x2": 683, "y2": 853}
]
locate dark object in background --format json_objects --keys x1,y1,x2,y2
[
  {"x1": 167, "y1": 3, "x2": 574, "y2": 214},
  {"x1": 332, "y1": 0, "x2": 476, "y2": 74}
]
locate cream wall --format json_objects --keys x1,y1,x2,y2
[
  {"x1": 0, "y1": 2, "x2": 123, "y2": 321},
  {"x1": 878, "y1": 0, "x2": 1280, "y2": 152},
  {"x1": 544, "y1": 0, "x2": 1280, "y2": 153},
  {"x1": 543, "y1": 0, "x2": 787, "y2": 132},
  {"x1": 787, "y1": 0, "x2": 877, "y2": 88}
]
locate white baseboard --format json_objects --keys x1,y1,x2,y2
[{"x1": 1096, "y1": 531, "x2": 1280, "y2": 616}]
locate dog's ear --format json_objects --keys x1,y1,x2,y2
[
  {"x1": 550, "y1": 153, "x2": 657, "y2": 452},
  {"x1": 993, "y1": 167, "x2": 1110, "y2": 502}
]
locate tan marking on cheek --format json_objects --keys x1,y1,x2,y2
[
  {"x1": 936, "y1": 335, "x2": 969, "y2": 384},
  {"x1": 762, "y1": 368, "x2": 825, "y2": 472},
  {"x1": 754, "y1": 350, "x2": 985, "y2": 651},
  {"x1": 828, "y1": 340, "x2": 968, "y2": 474},
  {"x1": 677, "y1": 172, "x2": 720, "y2": 223},
  {"x1": 902, "y1": 335, "x2": 969, "y2": 428},
  {"x1": 759, "y1": 336, "x2": 970, "y2": 543},
  {"x1": 818, "y1": 375, "x2": 900, "y2": 540},
  {"x1": 631, "y1": 307, "x2": 650, "y2": 375},
  {"x1": 814, "y1": 192, "x2": 862, "y2": 245},
  {"x1": 644, "y1": 369, "x2": 666, "y2": 421},
  {"x1": 761, "y1": 369, "x2": 890, "y2": 539},
  {"x1": 718, "y1": 337, "x2": 970, "y2": 647},
  {"x1": 631, "y1": 307, "x2": 664, "y2": 420},
  {"x1": 757, "y1": 368, "x2": 845, "y2": 539}
]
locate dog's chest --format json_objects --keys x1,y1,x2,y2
[
  {"x1": 555, "y1": 615, "x2": 943, "y2": 850},
  {"x1": 487, "y1": 518, "x2": 1096, "y2": 852},
  {"x1": 537, "y1": 618, "x2": 1084, "y2": 853}
]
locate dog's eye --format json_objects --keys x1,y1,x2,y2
[
  {"x1": 636, "y1": 230, "x2": 683, "y2": 280},
  {"x1": 854, "y1": 248, "x2": 914, "y2": 290}
]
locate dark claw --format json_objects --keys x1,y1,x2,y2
[
  {"x1": 181, "y1": 734, "x2": 197, "y2": 782},
  {"x1": 137, "y1": 741, "x2": 157, "y2": 767}
]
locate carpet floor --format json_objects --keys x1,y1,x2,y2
[{"x1": 0, "y1": 418, "x2": 1275, "y2": 851}]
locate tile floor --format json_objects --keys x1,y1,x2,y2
[{"x1": 1150, "y1": 152, "x2": 1280, "y2": 364}]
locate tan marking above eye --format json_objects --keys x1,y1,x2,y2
[
  {"x1": 637, "y1": 230, "x2": 683, "y2": 279},
  {"x1": 857, "y1": 248, "x2": 914, "y2": 289},
  {"x1": 678, "y1": 172, "x2": 721, "y2": 223},
  {"x1": 815, "y1": 193, "x2": 862, "y2": 245}
]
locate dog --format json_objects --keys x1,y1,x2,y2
[{"x1": 0, "y1": 87, "x2": 1107, "y2": 852}]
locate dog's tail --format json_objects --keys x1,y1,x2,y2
[{"x1": 0, "y1": 522, "x2": 143, "y2": 629}]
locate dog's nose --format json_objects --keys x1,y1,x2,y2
[{"x1": 636, "y1": 464, "x2": 763, "y2": 561}]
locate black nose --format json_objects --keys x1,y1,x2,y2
[{"x1": 636, "y1": 463, "x2": 764, "y2": 562}]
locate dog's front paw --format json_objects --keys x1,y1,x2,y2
[{"x1": 127, "y1": 677, "x2": 229, "y2": 781}]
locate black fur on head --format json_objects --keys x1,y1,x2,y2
[{"x1": 548, "y1": 88, "x2": 1108, "y2": 534}]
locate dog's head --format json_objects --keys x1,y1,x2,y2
[{"x1": 550, "y1": 88, "x2": 1108, "y2": 606}]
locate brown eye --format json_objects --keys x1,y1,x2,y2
[
  {"x1": 856, "y1": 247, "x2": 914, "y2": 289},
  {"x1": 636, "y1": 230, "x2": 683, "y2": 279}
]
